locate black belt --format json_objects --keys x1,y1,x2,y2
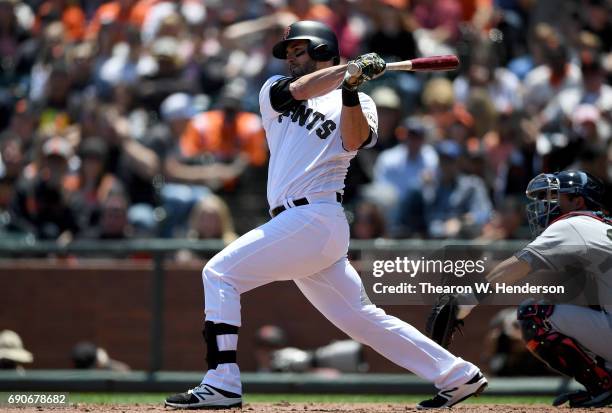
[{"x1": 271, "y1": 193, "x2": 343, "y2": 218}]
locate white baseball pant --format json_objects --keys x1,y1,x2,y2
[{"x1": 201, "y1": 196, "x2": 478, "y2": 394}]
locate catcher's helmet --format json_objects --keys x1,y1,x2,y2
[
  {"x1": 272, "y1": 21, "x2": 339, "y2": 64},
  {"x1": 525, "y1": 170, "x2": 605, "y2": 236}
]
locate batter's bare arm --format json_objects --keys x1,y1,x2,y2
[
  {"x1": 289, "y1": 65, "x2": 347, "y2": 100},
  {"x1": 340, "y1": 101, "x2": 371, "y2": 151}
]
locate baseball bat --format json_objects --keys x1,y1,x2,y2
[{"x1": 347, "y1": 55, "x2": 460, "y2": 77}]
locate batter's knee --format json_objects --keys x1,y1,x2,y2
[{"x1": 202, "y1": 260, "x2": 222, "y2": 287}]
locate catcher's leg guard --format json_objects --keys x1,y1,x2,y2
[
  {"x1": 203, "y1": 321, "x2": 239, "y2": 369},
  {"x1": 517, "y1": 300, "x2": 612, "y2": 394}
]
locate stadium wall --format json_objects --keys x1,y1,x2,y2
[{"x1": 0, "y1": 260, "x2": 496, "y2": 372}]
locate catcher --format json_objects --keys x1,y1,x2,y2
[{"x1": 427, "y1": 170, "x2": 612, "y2": 408}]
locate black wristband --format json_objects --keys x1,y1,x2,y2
[{"x1": 342, "y1": 86, "x2": 360, "y2": 107}]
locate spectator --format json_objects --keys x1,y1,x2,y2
[
  {"x1": 155, "y1": 92, "x2": 210, "y2": 237},
  {"x1": 477, "y1": 196, "x2": 530, "y2": 240},
  {"x1": 176, "y1": 194, "x2": 238, "y2": 261},
  {"x1": 85, "y1": 0, "x2": 153, "y2": 41},
  {"x1": 370, "y1": 86, "x2": 404, "y2": 149},
  {"x1": 254, "y1": 325, "x2": 288, "y2": 372},
  {"x1": 186, "y1": 194, "x2": 237, "y2": 243},
  {"x1": 34, "y1": 0, "x2": 87, "y2": 42},
  {"x1": 67, "y1": 42, "x2": 96, "y2": 100},
  {"x1": 96, "y1": 28, "x2": 141, "y2": 102},
  {"x1": 0, "y1": 131, "x2": 25, "y2": 184},
  {"x1": 285, "y1": 0, "x2": 333, "y2": 24},
  {"x1": 367, "y1": 0, "x2": 418, "y2": 62},
  {"x1": 11, "y1": 136, "x2": 79, "y2": 240},
  {"x1": 0, "y1": 132, "x2": 24, "y2": 234},
  {"x1": 466, "y1": 87, "x2": 498, "y2": 139},
  {"x1": 372, "y1": 116, "x2": 439, "y2": 233},
  {"x1": 421, "y1": 77, "x2": 457, "y2": 138},
  {"x1": 397, "y1": 140, "x2": 492, "y2": 238},
  {"x1": 571, "y1": 103, "x2": 604, "y2": 144},
  {"x1": 351, "y1": 200, "x2": 387, "y2": 239},
  {"x1": 412, "y1": 0, "x2": 463, "y2": 46},
  {"x1": 327, "y1": 0, "x2": 363, "y2": 60},
  {"x1": 177, "y1": 84, "x2": 267, "y2": 170},
  {"x1": 6, "y1": 99, "x2": 39, "y2": 158},
  {"x1": 65, "y1": 137, "x2": 124, "y2": 231},
  {"x1": 482, "y1": 110, "x2": 516, "y2": 171},
  {"x1": 137, "y1": 35, "x2": 198, "y2": 111},
  {"x1": 71, "y1": 341, "x2": 130, "y2": 372},
  {"x1": 0, "y1": 330, "x2": 33, "y2": 373},
  {"x1": 542, "y1": 52, "x2": 611, "y2": 133},
  {"x1": 81, "y1": 191, "x2": 132, "y2": 239},
  {"x1": 36, "y1": 62, "x2": 75, "y2": 137},
  {"x1": 453, "y1": 43, "x2": 523, "y2": 113},
  {"x1": 0, "y1": 0, "x2": 31, "y2": 117},
  {"x1": 579, "y1": 0, "x2": 612, "y2": 52},
  {"x1": 523, "y1": 33, "x2": 582, "y2": 115},
  {"x1": 161, "y1": 83, "x2": 266, "y2": 236}
]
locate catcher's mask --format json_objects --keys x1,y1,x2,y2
[
  {"x1": 525, "y1": 170, "x2": 606, "y2": 237},
  {"x1": 273, "y1": 20, "x2": 340, "y2": 65},
  {"x1": 526, "y1": 173, "x2": 560, "y2": 238}
]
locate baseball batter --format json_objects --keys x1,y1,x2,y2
[
  {"x1": 443, "y1": 170, "x2": 612, "y2": 408},
  {"x1": 165, "y1": 21, "x2": 486, "y2": 410}
]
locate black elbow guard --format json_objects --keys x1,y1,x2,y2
[{"x1": 270, "y1": 77, "x2": 302, "y2": 113}]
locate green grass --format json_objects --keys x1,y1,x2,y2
[{"x1": 68, "y1": 393, "x2": 552, "y2": 405}]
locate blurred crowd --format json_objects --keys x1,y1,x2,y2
[{"x1": 0, "y1": 0, "x2": 610, "y2": 244}]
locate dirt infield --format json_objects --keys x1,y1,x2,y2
[{"x1": 4, "y1": 403, "x2": 612, "y2": 412}]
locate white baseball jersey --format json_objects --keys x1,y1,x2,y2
[
  {"x1": 259, "y1": 75, "x2": 378, "y2": 208},
  {"x1": 517, "y1": 213, "x2": 612, "y2": 313}
]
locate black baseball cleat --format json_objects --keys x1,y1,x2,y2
[
  {"x1": 165, "y1": 383, "x2": 242, "y2": 409},
  {"x1": 417, "y1": 372, "x2": 488, "y2": 409},
  {"x1": 553, "y1": 389, "x2": 612, "y2": 408}
]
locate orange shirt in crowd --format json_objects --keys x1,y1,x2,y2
[
  {"x1": 282, "y1": 3, "x2": 334, "y2": 25},
  {"x1": 35, "y1": 2, "x2": 87, "y2": 41},
  {"x1": 180, "y1": 111, "x2": 267, "y2": 167},
  {"x1": 86, "y1": 0, "x2": 158, "y2": 39},
  {"x1": 458, "y1": 0, "x2": 492, "y2": 22}
]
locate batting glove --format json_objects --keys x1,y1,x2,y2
[
  {"x1": 355, "y1": 53, "x2": 386, "y2": 80},
  {"x1": 343, "y1": 53, "x2": 386, "y2": 91}
]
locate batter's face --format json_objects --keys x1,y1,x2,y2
[{"x1": 286, "y1": 40, "x2": 317, "y2": 77}]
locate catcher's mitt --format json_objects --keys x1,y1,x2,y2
[{"x1": 425, "y1": 294, "x2": 464, "y2": 348}]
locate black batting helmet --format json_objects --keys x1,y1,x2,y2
[{"x1": 272, "y1": 21, "x2": 340, "y2": 64}]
